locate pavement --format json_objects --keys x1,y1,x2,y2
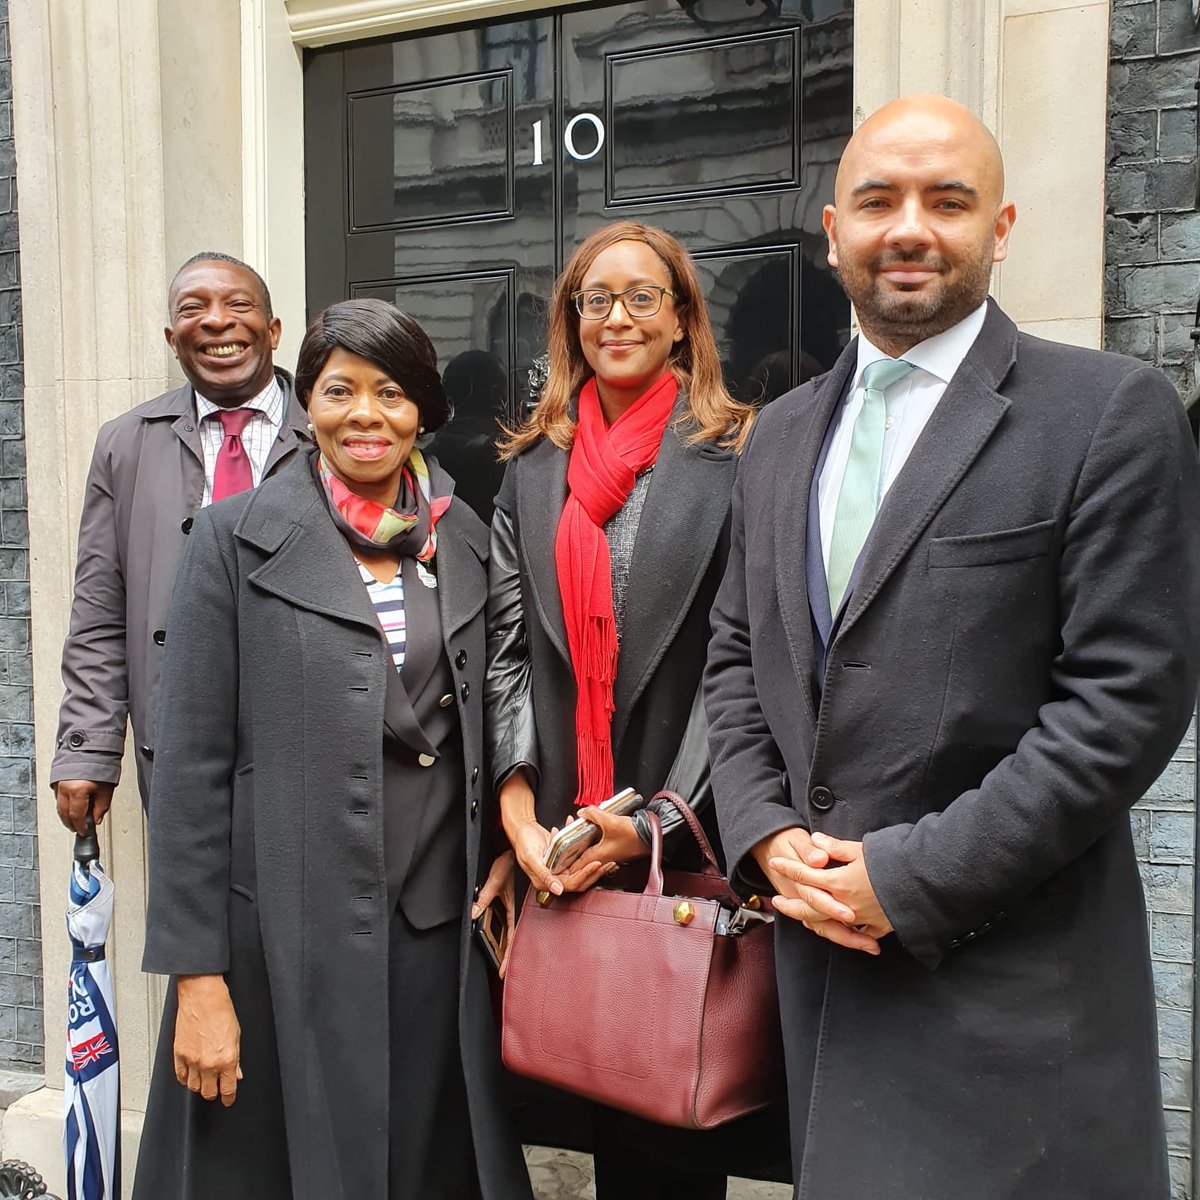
[{"x1": 524, "y1": 1147, "x2": 791, "y2": 1199}]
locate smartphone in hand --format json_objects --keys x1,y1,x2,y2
[
  {"x1": 473, "y1": 897, "x2": 509, "y2": 971},
  {"x1": 541, "y1": 786, "x2": 644, "y2": 873}
]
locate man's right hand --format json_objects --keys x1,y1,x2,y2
[
  {"x1": 174, "y1": 974, "x2": 241, "y2": 1107},
  {"x1": 753, "y1": 827, "x2": 882, "y2": 954},
  {"x1": 55, "y1": 780, "x2": 115, "y2": 835}
]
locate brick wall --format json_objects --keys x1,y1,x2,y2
[
  {"x1": 1106, "y1": 3, "x2": 1200, "y2": 1197},
  {"x1": 0, "y1": 0, "x2": 39, "y2": 1075}
]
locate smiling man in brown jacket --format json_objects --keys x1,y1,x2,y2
[{"x1": 51, "y1": 252, "x2": 309, "y2": 832}]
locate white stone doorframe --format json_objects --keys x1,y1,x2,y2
[{"x1": 5, "y1": 0, "x2": 1108, "y2": 1193}]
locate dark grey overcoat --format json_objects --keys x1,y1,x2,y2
[
  {"x1": 705, "y1": 301, "x2": 1200, "y2": 1200},
  {"x1": 138, "y1": 451, "x2": 530, "y2": 1200},
  {"x1": 50, "y1": 370, "x2": 309, "y2": 803}
]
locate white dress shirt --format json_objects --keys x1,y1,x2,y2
[
  {"x1": 818, "y1": 303, "x2": 988, "y2": 572},
  {"x1": 195, "y1": 375, "x2": 285, "y2": 507}
]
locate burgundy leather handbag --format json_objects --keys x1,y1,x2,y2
[{"x1": 501, "y1": 791, "x2": 785, "y2": 1129}]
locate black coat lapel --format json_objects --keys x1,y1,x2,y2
[
  {"x1": 237, "y1": 454, "x2": 381, "y2": 633},
  {"x1": 837, "y1": 301, "x2": 1018, "y2": 639},
  {"x1": 775, "y1": 342, "x2": 857, "y2": 725},
  {"x1": 431, "y1": 501, "x2": 489, "y2": 640},
  {"x1": 515, "y1": 437, "x2": 570, "y2": 662},
  {"x1": 612, "y1": 415, "x2": 735, "y2": 748}
]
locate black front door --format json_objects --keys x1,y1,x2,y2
[{"x1": 304, "y1": 0, "x2": 853, "y2": 518}]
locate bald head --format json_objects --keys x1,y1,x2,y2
[
  {"x1": 837, "y1": 95, "x2": 1005, "y2": 207},
  {"x1": 823, "y1": 94, "x2": 1016, "y2": 355}
]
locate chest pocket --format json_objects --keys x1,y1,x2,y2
[{"x1": 927, "y1": 518, "x2": 1056, "y2": 569}]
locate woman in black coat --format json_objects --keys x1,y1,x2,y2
[
  {"x1": 133, "y1": 299, "x2": 531, "y2": 1200},
  {"x1": 485, "y1": 221, "x2": 769, "y2": 1199}
]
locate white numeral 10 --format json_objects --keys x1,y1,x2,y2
[{"x1": 531, "y1": 114, "x2": 606, "y2": 165}]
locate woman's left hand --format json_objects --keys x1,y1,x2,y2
[
  {"x1": 472, "y1": 849, "x2": 516, "y2": 978},
  {"x1": 571, "y1": 807, "x2": 648, "y2": 871}
]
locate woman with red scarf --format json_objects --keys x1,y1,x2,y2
[{"x1": 485, "y1": 223, "x2": 764, "y2": 1198}]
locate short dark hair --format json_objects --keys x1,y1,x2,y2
[
  {"x1": 294, "y1": 299, "x2": 451, "y2": 433},
  {"x1": 170, "y1": 251, "x2": 274, "y2": 319}
]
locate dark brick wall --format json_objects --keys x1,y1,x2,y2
[
  {"x1": 1106, "y1": 4, "x2": 1200, "y2": 1198},
  {"x1": 0, "y1": 0, "x2": 39, "y2": 1073}
]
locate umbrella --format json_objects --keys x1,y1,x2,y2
[{"x1": 63, "y1": 819, "x2": 120, "y2": 1199}]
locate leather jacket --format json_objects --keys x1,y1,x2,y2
[{"x1": 484, "y1": 505, "x2": 713, "y2": 853}]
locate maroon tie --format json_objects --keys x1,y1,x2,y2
[{"x1": 211, "y1": 408, "x2": 255, "y2": 503}]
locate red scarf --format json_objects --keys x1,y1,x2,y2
[{"x1": 555, "y1": 371, "x2": 679, "y2": 807}]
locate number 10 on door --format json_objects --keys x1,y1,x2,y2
[{"x1": 532, "y1": 115, "x2": 605, "y2": 165}]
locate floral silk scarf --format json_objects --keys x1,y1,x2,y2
[{"x1": 317, "y1": 449, "x2": 454, "y2": 577}]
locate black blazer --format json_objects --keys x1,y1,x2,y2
[{"x1": 485, "y1": 400, "x2": 737, "y2": 837}]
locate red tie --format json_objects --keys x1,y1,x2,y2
[{"x1": 211, "y1": 408, "x2": 255, "y2": 503}]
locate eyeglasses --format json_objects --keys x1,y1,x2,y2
[{"x1": 571, "y1": 285, "x2": 676, "y2": 320}]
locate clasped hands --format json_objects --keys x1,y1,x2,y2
[{"x1": 752, "y1": 827, "x2": 892, "y2": 955}]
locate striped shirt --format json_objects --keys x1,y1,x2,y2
[
  {"x1": 196, "y1": 376, "x2": 285, "y2": 507},
  {"x1": 358, "y1": 560, "x2": 406, "y2": 670}
]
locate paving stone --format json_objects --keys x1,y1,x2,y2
[{"x1": 521, "y1": 1148, "x2": 790, "y2": 1199}]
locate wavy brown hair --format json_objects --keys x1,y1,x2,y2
[{"x1": 498, "y1": 222, "x2": 754, "y2": 459}]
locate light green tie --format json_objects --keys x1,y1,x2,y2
[{"x1": 826, "y1": 357, "x2": 915, "y2": 613}]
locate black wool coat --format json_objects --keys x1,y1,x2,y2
[
  {"x1": 137, "y1": 451, "x2": 530, "y2": 1200},
  {"x1": 488, "y1": 405, "x2": 736, "y2": 831},
  {"x1": 705, "y1": 300, "x2": 1200, "y2": 1200}
]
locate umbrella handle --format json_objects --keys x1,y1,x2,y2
[{"x1": 73, "y1": 813, "x2": 99, "y2": 874}]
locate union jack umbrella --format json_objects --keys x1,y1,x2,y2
[{"x1": 63, "y1": 821, "x2": 120, "y2": 1200}]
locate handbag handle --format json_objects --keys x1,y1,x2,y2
[
  {"x1": 648, "y1": 790, "x2": 741, "y2": 906},
  {"x1": 642, "y1": 811, "x2": 665, "y2": 896}
]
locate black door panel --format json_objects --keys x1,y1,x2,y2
[{"x1": 304, "y1": 0, "x2": 852, "y2": 519}]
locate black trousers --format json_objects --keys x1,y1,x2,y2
[{"x1": 387, "y1": 908, "x2": 480, "y2": 1199}]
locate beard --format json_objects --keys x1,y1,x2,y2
[{"x1": 836, "y1": 245, "x2": 994, "y2": 348}]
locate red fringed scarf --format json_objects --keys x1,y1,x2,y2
[{"x1": 555, "y1": 371, "x2": 679, "y2": 807}]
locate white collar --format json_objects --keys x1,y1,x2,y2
[
  {"x1": 194, "y1": 374, "x2": 282, "y2": 420},
  {"x1": 854, "y1": 301, "x2": 989, "y2": 388}
]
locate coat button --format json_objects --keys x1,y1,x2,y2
[
  {"x1": 455, "y1": 650, "x2": 468, "y2": 669},
  {"x1": 460, "y1": 682, "x2": 470, "y2": 701},
  {"x1": 471, "y1": 767, "x2": 479, "y2": 785},
  {"x1": 152, "y1": 629, "x2": 166, "y2": 646},
  {"x1": 67, "y1": 732, "x2": 85, "y2": 749},
  {"x1": 470, "y1": 798, "x2": 479, "y2": 819},
  {"x1": 438, "y1": 693, "x2": 453, "y2": 708},
  {"x1": 140, "y1": 745, "x2": 154, "y2": 760},
  {"x1": 809, "y1": 785, "x2": 835, "y2": 811},
  {"x1": 418, "y1": 753, "x2": 436, "y2": 767},
  {"x1": 181, "y1": 517, "x2": 193, "y2": 535}
]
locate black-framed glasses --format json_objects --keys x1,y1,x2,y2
[{"x1": 571, "y1": 285, "x2": 676, "y2": 320}]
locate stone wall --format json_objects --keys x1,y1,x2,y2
[
  {"x1": 0, "y1": 0, "x2": 39, "y2": 1075},
  {"x1": 1106, "y1": 3, "x2": 1200, "y2": 1197}
]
